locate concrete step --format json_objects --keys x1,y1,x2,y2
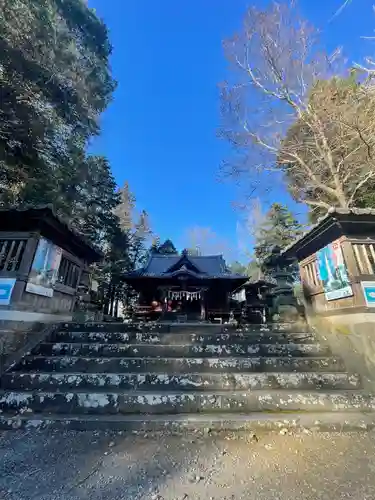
[
  {"x1": 14, "y1": 355, "x2": 346, "y2": 373},
  {"x1": 59, "y1": 322, "x2": 310, "y2": 334},
  {"x1": 51, "y1": 330, "x2": 316, "y2": 345},
  {"x1": 0, "y1": 390, "x2": 373, "y2": 415},
  {"x1": 1, "y1": 371, "x2": 361, "y2": 392},
  {"x1": 1, "y1": 411, "x2": 375, "y2": 432},
  {"x1": 35, "y1": 342, "x2": 330, "y2": 358}
]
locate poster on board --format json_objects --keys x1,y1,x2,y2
[
  {"x1": 26, "y1": 238, "x2": 62, "y2": 297},
  {"x1": 0, "y1": 278, "x2": 16, "y2": 305},
  {"x1": 316, "y1": 239, "x2": 353, "y2": 301},
  {"x1": 361, "y1": 281, "x2": 375, "y2": 307}
]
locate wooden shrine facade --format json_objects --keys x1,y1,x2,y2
[{"x1": 124, "y1": 250, "x2": 248, "y2": 321}]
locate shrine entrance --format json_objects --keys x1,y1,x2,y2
[
  {"x1": 165, "y1": 287, "x2": 206, "y2": 320},
  {"x1": 123, "y1": 252, "x2": 248, "y2": 323}
]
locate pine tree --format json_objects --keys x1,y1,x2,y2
[
  {"x1": 254, "y1": 203, "x2": 302, "y2": 266},
  {"x1": 157, "y1": 239, "x2": 178, "y2": 255},
  {"x1": 228, "y1": 261, "x2": 247, "y2": 275},
  {"x1": 71, "y1": 155, "x2": 120, "y2": 249},
  {"x1": 113, "y1": 182, "x2": 135, "y2": 232}
]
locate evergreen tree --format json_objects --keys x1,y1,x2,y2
[
  {"x1": 254, "y1": 203, "x2": 302, "y2": 267},
  {"x1": 157, "y1": 239, "x2": 178, "y2": 255},
  {"x1": 113, "y1": 182, "x2": 135, "y2": 232},
  {"x1": 71, "y1": 155, "x2": 120, "y2": 249},
  {"x1": 96, "y1": 181, "x2": 154, "y2": 315},
  {"x1": 246, "y1": 259, "x2": 262, "y2": 280},
  {"x1": 228, "y1": 261, "x2": 247, "y2": 275},
  {"x1": 0, "y1": 0, "x2": 116, "y2": 213}
]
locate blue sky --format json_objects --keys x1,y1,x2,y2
[{"x1": 88, "y1": 0, "x2": 373, "y2": 260}]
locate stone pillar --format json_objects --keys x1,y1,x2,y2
[{"x1": 200, "y1": 290, "x2": 206, "y2": 321}]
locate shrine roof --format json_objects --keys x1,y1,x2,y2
[
  {"x1": 281, "y1": 207, "x2": 375, "y2": 262},
  {"x1": 0, "y1": 204, "x2": 102, "y2": 263},
  {"x1": 124, "y1": 253, "x2": 248, "y2": 280}
]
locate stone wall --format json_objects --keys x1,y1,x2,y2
[
  {"x1": 0, "y1": 321, "x2": 58, "y2": 375},
  {"x1": 306, "y1": 309, "x2": 375, "y2": 392},
  {"x1": 18, "y1": 288, "x2": 74, "y2": 314}
]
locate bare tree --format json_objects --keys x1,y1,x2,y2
[
  {"x1": 220, "y1": 1, "x2": 375, "y2": 214},
  {"x1": 183, "y1": 226, "x2": 231, "y2": 258},
  {"x1": 236, "y1": 197, "x2": 266, "y2": 260}
]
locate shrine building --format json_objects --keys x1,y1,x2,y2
[{"x1": 124, "y1": 250, "x2": 248, "y2": 322}]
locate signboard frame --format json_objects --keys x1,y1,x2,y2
[
  {"x1": 26, "y1": 237, "x2": 63, "y2": 297},
  {"x1": 316, "y1": 239, "x2": 353, "y2": 301},
  {"x1": 361, "y1": 281, "x2": 375, "y2": 307},
  {"x1": 0, "y1": 278, "x2": 16, "y2": 306}
]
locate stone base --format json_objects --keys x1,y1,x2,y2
[
  {"x1": 307, "y1": 311, "x2": 375, "y2": 391},
  {"x1": 0, "y1": 321, "x2": 59, "y2": 375}
]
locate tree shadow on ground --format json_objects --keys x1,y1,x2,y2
[{"x1": 0, "y1": 428, "x2": 219, "y2": 500}]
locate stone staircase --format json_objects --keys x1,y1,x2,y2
[{"x1": 0, "y1": 321, "x2": 374, "y2": 432}]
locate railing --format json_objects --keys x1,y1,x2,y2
[
  {"x1": 352, "y1": 243, "x2": 375, "y2": 275},
  {"x1": 57, "y1": 256, "x2": 80, "y2": 288},
  {"x1": 0, "y1": 239, "x2": 27, "y2": 273},
  {"x1": 303, "y1": 260, "x2": 320, "y2": 287}
]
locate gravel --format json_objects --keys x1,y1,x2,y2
[{"x1": 1, "y1": 428, "x2": 375, "y2": 499}]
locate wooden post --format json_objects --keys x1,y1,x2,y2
[
  {"x1": 341, "y1": 238, "x2": 361, "y2": 277},
  {"x1": 18, "y1": 233, "x2": 40, "y2": 277}
]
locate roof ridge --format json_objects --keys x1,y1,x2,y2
[
  {"x1": 151, "y1": 254, "x2": 179, "y2": 257},
  {"x1": 190, "y1": 254, "x2": 223, "y2": 258},
  {"x1": 281, "y1": 206, "x2": 375, "y2": 256}
]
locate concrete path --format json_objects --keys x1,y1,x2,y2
[{"x1": 1, "y1": 428, "x2": 375, "y2": 499}]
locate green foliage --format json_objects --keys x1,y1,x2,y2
[
  {"x1": 0, "y1": 0, "x2": 116, "y2": 216},
  {"x1": 246, "y1": 259, "x2": 262, "y2": 280},
  {"x1": 157, "y1": 239, "x2": 178, "y2": 255},
  {"x1": 98, "y1": 182, "x2": 153, "y2": 315},
  {"x1": 149, "y1": 239, "x2": 178, "y2": 255},
  {"x1": 254, "y1": 203, "x2": 302, "y2": 267},
  {"x1": 228, "y1": 261, "x2": 247, "y2": 275},
  {"x1": 71, "y1": 155, "x2": 120, "y2": 248}
]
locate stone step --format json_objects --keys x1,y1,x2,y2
[
  {"x1": 51, "y1": 330, "x2": 316, "y2": 345},
  {"x1": 0, "y1": 390, "x2": 372, "y2": 415},
  {"x1": 1, "y1": 371, "x2": 361, "y2": 392},
  {"x1": 58, "y1": 322, "x2": 310, "y2": 334},
  {"x1": 35, "y1": 342, "x2": 329, "y2": 358},
  {"x1": 14, "y1": 355, "x2": 346, "y2": 373},
  {"x1": 1, "y1": 411, "x2": 374, "y2": 432},
  {"x1": 59, "y1": 323, "x2": 169, "y2": 333}
]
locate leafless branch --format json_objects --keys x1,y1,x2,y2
[{"x1": 220, "y1": 0, "x2": 375, "y2": 215}]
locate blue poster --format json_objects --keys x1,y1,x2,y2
[
  {"x1": 0, "y1": 278, "x2": 16, "y2": 306},
  {"x1": 316, "y1": 239, "x2": 353, "y2": 301},
  {"x1": 361, "y1": 282, "x2": 375, "y2": 307}
]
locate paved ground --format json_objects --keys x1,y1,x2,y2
[{"x1": 1, "y1": 428, "x2": 375, "y2": 499}]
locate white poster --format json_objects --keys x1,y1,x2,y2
[{"x1": 26, "y1": 238, "x2": 62, "y2": 297}]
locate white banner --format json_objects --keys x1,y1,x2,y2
[{"x1": 167, "y1": 290, "x2": 201, "y2": 300}]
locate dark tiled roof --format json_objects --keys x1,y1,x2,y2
[
  {"x1": 281, "y1": 206, "x2": 375, "y2": 258},
  {"x1": 0, "y1": 204, "x2": 103, "y2": 262},
  {"x1": 145, "y1": 255, "x2": 180, "y2": 275},
  {"x1": 126, "y1": 254, "x2": 247, "y2": 280}
]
